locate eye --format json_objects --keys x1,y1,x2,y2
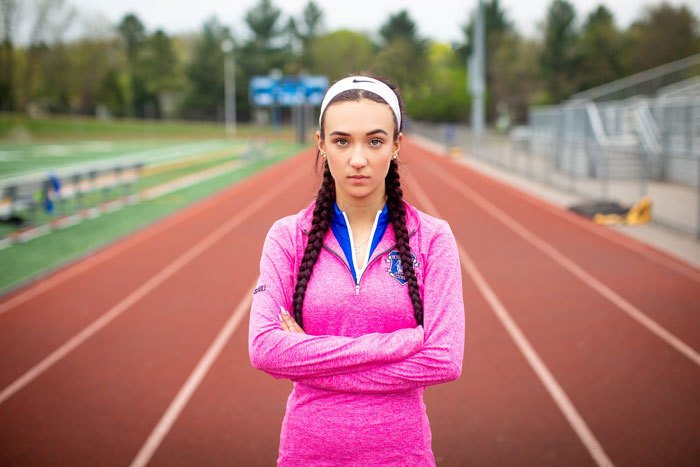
[
  {"x1": 369, "y1": 138, "x2": 384, "y2": 147},
  {"x1": 333, "y1": 138, "x2": 348, "y2": 146}
]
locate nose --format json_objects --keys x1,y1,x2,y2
[{"x1": 349, "y1": 145, "x2": 368, "y2": 169}]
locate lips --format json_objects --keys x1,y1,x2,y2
[{"x1": 349, "y1": 175, "x2": 368, "y2": 179}]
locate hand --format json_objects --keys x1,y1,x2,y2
[{"x1": 279, "y1": 306, "x2": 307, "y2": 334}]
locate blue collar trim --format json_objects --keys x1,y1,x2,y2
[{"x1": 330, "y1": 202, "x2": 389, "y2": 284}]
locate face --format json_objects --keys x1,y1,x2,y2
[{"x1": 317, "y1": 99, "x2": 402, "y2": 208}]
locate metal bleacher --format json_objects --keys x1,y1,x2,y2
[{"x1": 528, "y1": 54, "x2": 700, "y2": 186}]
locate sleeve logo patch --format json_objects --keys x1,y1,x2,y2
[
  {"x1": 253, "y1": 284, "x2": 267, "y2": 294},
  {"x1": 385, "y1": 251, "x2": 419, "y2": 286}
]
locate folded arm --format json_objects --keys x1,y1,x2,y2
[
  {"x1": 292, "y1": 222, "x2": 465, "y2": 393},
  {"x1": 248, "y1": 219, "x2": 425, "y2": 379}
]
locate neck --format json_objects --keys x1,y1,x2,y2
[{"x1": 335, "y1": 186, "x2": 386, "y2": 230}]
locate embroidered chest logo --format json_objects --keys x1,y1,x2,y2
[{"x1": 385, "y1": 251, "x2": 420, "y2": 286}]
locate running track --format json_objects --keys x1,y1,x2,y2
[{"x1": 1, "y1": 139, "x2": 698, "y2": 466}]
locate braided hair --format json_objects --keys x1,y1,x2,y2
[{"x1": 292, "y1": 75, "x2": 424, "y2": 329}]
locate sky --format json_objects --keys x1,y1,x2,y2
[{"x1": 33, "y1": 0, "x2": 700, "y2": 44}]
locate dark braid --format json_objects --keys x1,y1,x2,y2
[
  {"x1": 292, "y1": 73, "x2": 424, "y2": 328},
  {"x1": 385, "y1": 160, "x2": 424, "y2": 326},
  {"x1": 292, "y1": 161, "x2": 335, "y2": 329}
]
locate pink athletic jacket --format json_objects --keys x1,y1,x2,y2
[{"x1": 248, "y1": 199, "x2": 465, "y2": 466}]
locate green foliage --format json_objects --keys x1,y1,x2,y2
[
  {"x1": 245, "y1": 0, "x2": 282, "y2": 48},
  {"x1": 379, "y1": 9, "x2": 427, "y2": 54},
  {"x1": 576, "y1": 6, "x2": 625, "y2": 91},
  {"x1": 179, "y1": 17, "x2": 232, "y2": 120},
  {"x1": 374, "y1": 10, "x2": 428, "y2": 97},
  {"x1": 486, "y1": 32, "x2": 543, "y2": 121},
  {"x1": 458, "y1": 0, "x2": 512, "y2": 60},
  {"x1": 4, "y1": 0, "x2": 700, "y2": 125},
  {"x1": 540, "y1": 0, "x2": 578, "y2": 103},
  {"x1": 404, "y1": 43, "x2": 470, "y2": 122},
  {"x1": 626, "y1": 3, "x2": 700, "y2": 73},
  {"x1": 117, "y1": 14, "x2": 146, "y2": 62},
  {"x1": 307, "y1": 30, "x2": 374, "y2": 81}
]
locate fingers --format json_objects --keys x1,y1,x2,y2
[
  {"x1": 278, "y1": 312, "x2": 289, "y2": 331},
  {"x1": 279, "y1": 306, "x2": 305, "y2": 334}
]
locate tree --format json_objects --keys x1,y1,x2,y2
[
  {"x1": 627, "y1": 2, "x2": 700, "y2": 73},
  {"x1": 132, "y1": 30, "x2": 182, "y2": 117},
  {"x1": 576, "y1": 5, "x2": 624, "y2": 91},
  {"x1": 489, "y1": 32, "x2": 542, "y2": 122},
  {"x1": 457, "y1": 0, "x2": 512, "y2": 60},
  {"x1": 540, "y1": 0, "x2": 578, "y2": 103},
  {"x1": 302, "y1": 1, "x2": 323, "y2": 38},
  {"x1": 180, "y1": 16, "x2": 232, "y2": 120},
  {"x1": 299, "y1": 1, "x2": 323, "y2": 68},
  {"x1": 245, "y1": 0, "x2": 282, "y2": 49},
  {"x1": 0, "y1": 0, "x2": 20, "y2": 110},
  {"x1": 379, "y1": 9, "x2": 426, "y2": 53},
  {"x1": 117, "y1": 13, "x2": 147, "y2": 116},
  {"x1": 13, "y1": 0, "x2": 76, "y2": 110},
  {"x1": 308, "y1": 29, "x2": 374, "y2": 80},
  {"x1": 117, "y1": 13, "x2": 146, "y2": 62},
  {"x1": 457, "y1": 0, "x2": 514, "y2": 120},
  {"x1": 375, "y1": 10, "x2": 427, "y2": 91},
  {"x1": 406, "y1": 42, "x2": 470, "y2": 122}
]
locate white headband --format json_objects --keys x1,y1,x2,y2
[{"x1": 318, "y1": 76, "x2": 401, "y2": 129}]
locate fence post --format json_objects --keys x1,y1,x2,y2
[{"x1": 697, "y1": 155, "x2": 700, "y2": 239}]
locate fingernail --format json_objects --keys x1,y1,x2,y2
[
  {"x1": 277, "y1": 312, "x2": 282, "y2": 321},
  {"x1": 280, "y1": 306, "x2": 289, "y2": 316}
]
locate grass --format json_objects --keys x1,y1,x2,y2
[
  {"x1": 0, "y1": 141, "x2": 305, "y2": 294},
  {"x1": 0, "y1": 114, "x2": 295, "y2": 140}
]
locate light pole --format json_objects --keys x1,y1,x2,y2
[
  {"x1": 469, "y1": 0, "x2": 485, "y2": 136},
  {"x1": 221, "y1": 39, "x2": 237, "y2": 135}
]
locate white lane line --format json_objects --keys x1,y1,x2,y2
[
  {"x1": 405, "y1": 172, "x2": 615, "y2": 467},
  {"x1": 130, "y1": 284, "x2": 255, "y2": 467},
  {"x1": 0, "y1": 165, "x2": 307, "y2": 406},
  {"x1": 0, "y1": 150, "x2": 302, "y2": 316},
  {"x1": 424, "y1": 162, "x2": 700, "y2": 368},
  {"x1": 408, "y1": 137, "x2": 700, "y2": 284}
]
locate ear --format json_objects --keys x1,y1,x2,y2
[
  {"x1": 393, "y1": 132, "x2": 403, "y2": 155},
  {"x1": 316, "y1": 131, "x2": 324, "y2": 152}
]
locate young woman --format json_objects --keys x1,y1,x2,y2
[{"x1": 248, "y1": 75, "x2": 465, "y2": 466}]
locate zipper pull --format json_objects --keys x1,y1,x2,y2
[{"x1": 355, "y1": 284, "x2": 360, "y2": 295}]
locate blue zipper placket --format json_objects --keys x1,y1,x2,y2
[{"x1": 303, "y1": 203, "x2": 416, "y2": 295}]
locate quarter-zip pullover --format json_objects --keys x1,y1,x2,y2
[{"x1": 249, "y1": 199, "x2": 465, "y2": 466}]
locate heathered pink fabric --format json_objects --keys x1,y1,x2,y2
[{"x1": 248, "y1": 200, "x2": 465, "y2": 466}]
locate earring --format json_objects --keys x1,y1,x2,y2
[
  {"x1": 392, "y1": 153, "x2": 397, "y2": 160},
  {"x1": 321, "y1": 152, "x2": 327, "y2": 158}
]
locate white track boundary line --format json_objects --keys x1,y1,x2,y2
[
  {"x1": 408, "y1": 136, "x2": 700, "y2": 284},
  {"x1": 130, "y1": 284, "x2": 255, "y2": 467},
  {"x1": 0, "y1": 166, "x2": 306, "y2": 406},
  {"x1": 423, "y1": 163, "x2": 700, "y2": 368},
  {"x1": 405, "y1": 172, "x2": 615, "y2": 467},
  {"x1": 0, "y1": 149, "x2": 304, "y2": 316}
]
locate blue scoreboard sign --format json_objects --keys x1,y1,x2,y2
[{"x1": 250, "y1": 75, "x2": 329, "y2": 107}]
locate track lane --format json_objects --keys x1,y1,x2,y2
[
  {"x1": 145, "y1": 154, "x2": 597, "y2": 466},
  {"x1": 0, "y1": 152, "x2": 313, "y2": 391},
  {"x1": 408, "y1": 140, "x2": 700, "y2": 350},
  {"x1": 0, "y1": 150, "x2": 316, "y2": 465},
  {"x1": 2, "y1": 139, "x2": 698, "y2": 466},
  {"x1": 405, "y1": 140, "x2": 700, "y2": 465}
]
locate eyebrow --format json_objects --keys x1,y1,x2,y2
[{"x1": 329, "y1": 129, "x2": 388, "y2": 136}]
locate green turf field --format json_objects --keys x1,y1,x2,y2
[
  {"x1": 0, "y1": 114, "x2": 294, "y2": 139},
  {"x1": 0, "y1": 115, "x2": 307, "y2": 295},
  {"x1": 0, "y1": 140, "x2": 244, "y2": 179}
]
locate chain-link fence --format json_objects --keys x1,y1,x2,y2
[{"x1": 409, "y1": 119, "x2": 700, "y2": 238}]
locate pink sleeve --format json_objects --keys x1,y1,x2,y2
[
  {"x1": 248, "y1": 218, "x2": 425, "y2": 380},
  {"x1": 294, "y1": 222, "x2": 465, "y2": 393}
]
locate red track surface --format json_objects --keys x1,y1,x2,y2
[{"x1": 1, "y1": 140, "x2": 698, "y2": 466}]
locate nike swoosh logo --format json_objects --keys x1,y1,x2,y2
[{"x1": 352, "y1": 79, "x2": 373, "y2": 83}]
